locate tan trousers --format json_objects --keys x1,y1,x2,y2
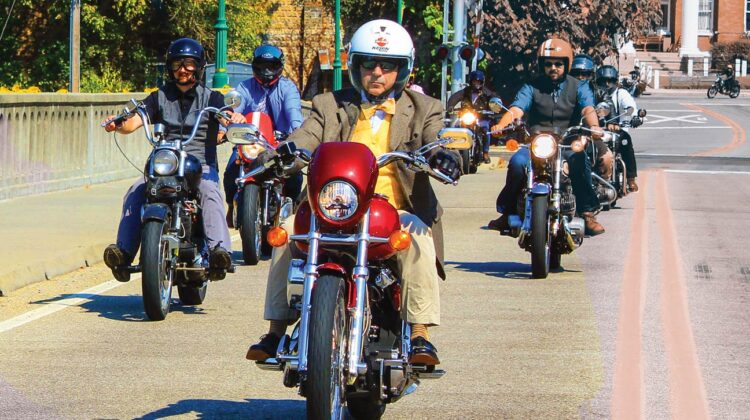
[{"x1": 263, "y1": 210, "x2": 441, "y2": 326}]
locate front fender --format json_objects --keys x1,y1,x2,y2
[
  {"x1": 141, "y1": 203, "x2": 171, "y2": 223},
  {"x1": 530, "y1": 183, "x2": 551, "y2": 196}
]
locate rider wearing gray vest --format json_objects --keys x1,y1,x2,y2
[
  {"x1": 101, "y1": 38, "x2": 246, "y2": 282},
  {"x1": 489, "y1": 38, "x2": 605, "y2": 236}
]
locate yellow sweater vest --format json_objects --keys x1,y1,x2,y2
[{"x1": 351, "y1": 110, "x2": 406, "y2": 209}]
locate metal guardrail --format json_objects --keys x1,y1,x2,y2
[{"x1": 0, "y1": 93, "x2": 312, "y2": 201}]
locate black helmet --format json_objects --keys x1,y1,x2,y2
[
  {"x1": 252, "y1": 44, "x2": 285, "y2": 86},
  {"x1": 166, "y1": 37, "x2": 206, "y2": 83},
  {"x1": 570, "y1": 54, "x2": 594, "y2": 78},
  {"x1": 595, "y1": 65, "x2": 620, "y2": 92},
  {"x1": 469, "y1": 70, "x2": 485, "y2": 82}
]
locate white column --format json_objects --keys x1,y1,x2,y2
[{"x1": 679, "y1": 0, "x2": 704, "y2": 57}]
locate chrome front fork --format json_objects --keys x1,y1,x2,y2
[
  {"x1": 297, "y1": 214, "x2": 320, "y2": 374},
  {"x1": 347, "y1": 210, "x2": 371, "y2": 383}
]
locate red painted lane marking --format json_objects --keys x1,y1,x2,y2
[
  {"x1": 654, "y1": 170, "x2": 710, "y2": 419},
  {"x1": 611, "y1": 172, "x2": 650, "y2": 420},
  {"x1": 684, "y1": 103, "x2": 746, "y2": 157}
]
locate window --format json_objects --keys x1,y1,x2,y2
[
  {"x1": 746, "y1": 0, "x2": 750, "y2": 32},
  {"x1": 698, "y1": 0, "x2": 714, "y2": 33},
  {"x1": 658, "y1": 0, "x2": 671, "y2": 35}
]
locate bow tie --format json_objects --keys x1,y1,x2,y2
[{"x1": 361, "y1": 98, "x2": 396, "y2": 119}]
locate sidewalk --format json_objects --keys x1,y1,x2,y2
[{"x1": 0, "y1": 178, "x2": 134, "y2": 295}]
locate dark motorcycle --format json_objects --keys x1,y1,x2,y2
[
  {"x1": 621, "y1": 69, "x2": 647, "y2": 97},
  {"x1": 103, "y1": 97, "x2": 239, "y2": 320},
  {"x1": 502, "y1": 123, "x2": 587, "y2": 279},
  {"x1": 589, "y1": 104, "x2": 648, "y2": 209},
  {"x1": 227, "y1": 112, "x2": 294, "y2": 265},
  {"x1": 238, "y1": 128, "x2": 462, "y2": 419},
  {"x1": 707, "y1": 76, "x2": 740, "y2": 98}
]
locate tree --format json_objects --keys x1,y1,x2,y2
[{"x1": 480, "y1": 0, "x2": 661, "y2": 95}]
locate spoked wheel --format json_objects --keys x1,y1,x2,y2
[
  {"x1": 530, "y1": 195, "x2": 550, "y2": 279},
  {"x1": 307, "y1": 274, "x2": 348, "y2": 419},
  {"x1": 240, "y1": 184, "x2": 263, "y2": 265},
  {"x1": 141, "y1": 219, "x2": 173, "y2": 321},
  {"x1": 707, "y1": 86, "x2": 718, "y2": 98},
  {"x1": 730, "y1": 85, "x2": 741, "y2": 98},
  {"x1": 177, "y1": 282, "x2": 207, "y2": 305}
]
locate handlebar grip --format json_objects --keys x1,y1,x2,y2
[{"x1": 101, "y1": 113, "x2": 128, "y2": 128}]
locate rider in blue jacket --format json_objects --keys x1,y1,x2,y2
[{"x1": 223, "y1": 44, "x2": 304, "y2": 224}]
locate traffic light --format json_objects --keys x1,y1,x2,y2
[
  {"x1": 458, "y1": 44, "x2": 474, "y2": 62},
  {"x1": 435, "y1": 44, "x2": 450, "y2": 60}
]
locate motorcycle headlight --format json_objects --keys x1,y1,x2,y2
[
  {"x1": 153, "y1": 150, "x2": 179, "y2": 175},
  {"x1": 531, "y1": 134, "x2": 557, "y2": 159},
  {"x1": 318, "y1": 181, "x2": 358, "y2": 221},
  {"x1": 460, "y1": 112, "x2": 477, "y2": 126},
  {"x1": 238, "y1": 143, "x2": 266, "y2": 161}
]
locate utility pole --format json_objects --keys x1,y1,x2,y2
[
  {"x1": 450, "y1": 0, "x2": 466, "y2": 94},
  {"x1": 397, "y1": 0, "x2": 404, "y2": 24},
  {"x1": 69, "y1": 0, "x2": 80, "y2": 92},
  {"x1": 333, "y1": 0, "x2": 342, "y2": 90},
  {"x1": 213, "y1": 0, "x2": 229, "y2": 89}
]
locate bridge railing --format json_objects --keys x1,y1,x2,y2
[{"x1": 0, "y1": 93, "x2": 310, "y2": 201}]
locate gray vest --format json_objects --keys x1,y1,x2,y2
[
  {"x1": 157, "y1": 85, "x2": 213, "y2": 166},
  {"x1": 528, "y1": 75, "x2": 580, "y2": 133}
]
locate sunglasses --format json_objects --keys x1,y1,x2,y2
[
  {"x1": 360, "y1": 59, "x2": 399, "y2": 72},
  {"x1": 170, "y1": 58, "x2": 198, "y2": 72},
  {"x1": 544, "y1": 61, "x2": 566, "y2": 68}
]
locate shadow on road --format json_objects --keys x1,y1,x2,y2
[
  {"x1": 446, "y1": 260, "x2": 580, "y2": 279},
  {"x1": 30, "y1": 294, "x2": 206, "y2": 322},
  {"x1": 134, "y1": 398, "x2": 305, "y2": 419}
]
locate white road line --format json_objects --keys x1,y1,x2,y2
[
  {"x1": 679, "y1": 102, "x2": 750, "y2": 106},
  {"x1": 664, "y1": 169, "x2": 750, "y2": 175},
  {"x1": 0, "y1": 234, "x2": 242, "y2": 334},
  {"x1": 638, "y1": 126, "x2": 731, "y2": 130},
  {"x1": 645, "y1": 109, "x2": 705, "y2": 112}
]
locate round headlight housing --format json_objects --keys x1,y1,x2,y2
[
  {"x1": 460, "y1": 111, "x2": 477, "y2": 126},
  {"x1": 153, "y1": 150, "x2": 179, "y2": 175},
  {"x1": 238, "y1": 143, "x2": 266, "y2": 162},
  {"x1": 318, "y1": 181, "x2": 358, "y2": 221},
  {"x1": 530, "y1": 134, "x2": 557, "y2": 159}
]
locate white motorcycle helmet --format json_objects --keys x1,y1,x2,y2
[{"x1": 347, "y1": 19, "x2": 415, "y2": 102}]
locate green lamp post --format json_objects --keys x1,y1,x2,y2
[
  {"x1": 397, "y1": 0, "x2": 403, "y2": 24},
  {"x1": 333, "y1": 0, "x2": 342, "y2": 90},
  {"x1": 213, "y1": 0, "x2": 229, "y2": 89}
]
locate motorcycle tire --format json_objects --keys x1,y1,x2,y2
[
  {"x1": 347, "y1": 396, "x2": 386, "y2": 420},
  {"x1": 141, "y1": 219, "x2": 173, "y2": 321},
  {"x1": 177, "y1": 283, "x2": 207, "y2": 305},
  {"x1": 550, "y1": 252, "x2": 561, "y2": 270},
  {"x1": 730, "y1": 85, "x2": 741, "y2": 98},
  {"x1": 707, "y1": 86, "x2": 718, "y2": 99},
  {"x1": 459, "y1": 149, "x2": 471, "y2": 175},
  {"x1": 306, "y1": 274, "x2": 348, "y2": 419},
  {"x1": 240, "y1": 184, "x2": 263, "y2": 265},
  {"x1": 530, "y1": 195, "x2": 550, "y2": 279}
]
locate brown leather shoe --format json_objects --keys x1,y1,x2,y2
[
  {"x1": 488, "y1": 214, "x2": 510, "y2": 233},
  {"x1": 627, "y1": 178, "x2": 639, "y2": 193},
  {"x1": 582, "y1": 212, "x2": 605, "y2": 236}
]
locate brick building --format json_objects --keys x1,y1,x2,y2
[
  {"x1": 661, "y1": 0, "x2": 749, "y2": 52},
  {"x1": 265, "y1": 0, "x2": 338, "y2": 96}
]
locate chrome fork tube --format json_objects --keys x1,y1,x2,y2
[
  {"x1": 347, "y1": 210, "x2": 371, "y2": 382},
  {"x1": 297, "y1": 213, "x2": 320, "y2": 374}
]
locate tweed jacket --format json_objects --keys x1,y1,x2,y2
[{"x1": 288, "y1": 88, "x2": 450, "y2": 278}]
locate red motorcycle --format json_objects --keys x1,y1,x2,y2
[{"x1": 240, "y1": 129, "x2": 464, "y2": 419}]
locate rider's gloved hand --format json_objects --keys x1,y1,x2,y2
[
  {"x1": 430, "y1": 150, "x2": 461, "y2": 181},
  {"x1": 630, "y1": 116, "x2": 642, "y2": 128}
]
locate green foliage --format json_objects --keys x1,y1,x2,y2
[
  {"x1": 481, "y1": 0, "x2": 662, "y2": 95},
  {"x1": 711, "y1": 40, "x2": 750, "y2": 70},
  {"x1": 0, "y1": 0, "x2": 273, "y2": 92}
]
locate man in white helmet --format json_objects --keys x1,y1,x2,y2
[{"x1": 245, "y1": 19, "x2": 460, "y2": 366}]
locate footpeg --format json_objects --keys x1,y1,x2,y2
[
  {"x1": 256, "y1": 358, "x2": 283, "y2": 371},
  {"x1": 412, "y1": 364, "x2": 446, "y2": 379}
]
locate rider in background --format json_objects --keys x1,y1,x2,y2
[
  {"x1": 594, "y1": 65, "x2": 641, "y2": 193},
  {"x1": 720, "y1": 64, "x2": 736, "y2": 89},
  {"x1": 488, "y1": 38, "x2": 605, "y2": 236},
  {"x1": 446, "y1": 70, "x2": 499, "y2": 164},
  {"x1": 223, "y1": 44, "x2": 304, "y2": 225}
]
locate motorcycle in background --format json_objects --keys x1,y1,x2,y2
[
  {"x1": 102, "y1": 95, "x2": 240, "y2": 320},
  {"x1": 232, "y1": 127, "x2": 463, "y2": 419},
  {"x1": 707, "y1": 75, "x2": 741, "y2": 98},
  {"x1": 227, "y1": 111, "x2": 294, "y2": 265},
  {"x1": 501, "y1": 122, "x2": 587, "y2": 279},
  {"x1": 621, "y1": 68, "x2": 647, "y2": 97},
  {"x1": 447, "y1": 98, "x2": 504, "y2": 174}
]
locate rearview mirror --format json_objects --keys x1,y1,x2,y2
[
  {"x1": 438, "y1": 127, "x2": 474, "y2": 150},
  {"x1": 224, "y1": 90, "x2": 242, "y2": 109},
  {"x1": 225, "y1": 123, "x2": 262, "y2": 145},
  {"x1": 488, "y1": 97, "x2": 505, "y2": 114},
  {"x1": 638, "y1": 109, "x2": 647, "y2": 118}
]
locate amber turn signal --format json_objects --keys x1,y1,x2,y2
[
  {"x1": 505, "y1": 139, "x2": 519, "y2": 152},
  {"x1": 267, "y1": 227, "x2": 289, "y2": 247},
  {"x1": 388, "y1": 230, "x2": 411, "y2": 251}
]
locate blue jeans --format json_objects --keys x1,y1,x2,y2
[
  {"x1": 116, "y1": 166, "x2": 232, "y2": 258},
  {"x1": 495, "y1": 147, "x2": 599, "y2": 215}
]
